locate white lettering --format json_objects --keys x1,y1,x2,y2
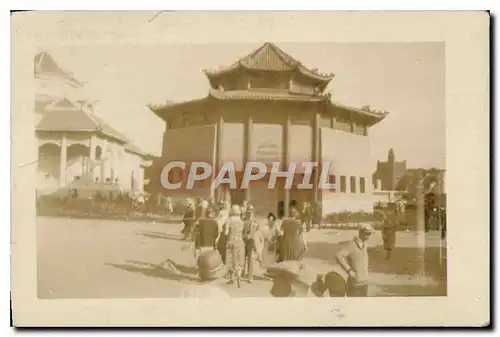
[
  {"x1": 241, "y1": 162, "x2": 267, "y2": 189},
  {"x1": 161, "y1": 161, "x2": 186, "y2": 189},
  {"x1": 268, "y1": 162, "x2": 296, "y2": 189},
  {"x1": 296, "y1": 162, "x2": 317, "y2": 190},
  {"x1": 318, "y1": 161, "x2": 337, "y2": 190},
  {"x1": 186, "y1": 162, "x2": 212, "y2": 189},
  {"x1": 212, "y1": 162, "x2": 238, "y2": 189}
]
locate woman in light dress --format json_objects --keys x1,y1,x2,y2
[
  {"x1": 262, "y1": 212, "x2": 282, "y2": 267},
  {"x1": 215, "y1": 200, "x2": 230, "y2": 264},
  {"x1": 223, "y1": 204, "x2": 246, "y2": 287}
]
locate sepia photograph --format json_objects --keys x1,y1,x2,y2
[{"x1": 11, "y1": 11, "x2": 489, "y2": 327}]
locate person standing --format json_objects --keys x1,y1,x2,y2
[
  {"x1": 301, "y1": 201, "x2": 313, "y2": 232},
  {"x1": 382, "y1": 209, "x2": 397, "y2": 260},
  {"x1": 278, "y1": 206, "x2": 307, "y2": 262},
  {"x1": 195, "y1": 207, "x2": 220, "y2": 258},
  {"x1": 262, "y1": 212, "x2": 281, "y2": 266},
  {"x1": 182, "y1": 198, "x2": 196, "y2": 240},
  {"x1": 335, "y1": 223, "x2": 375, "y2": 297},
  {"x1": 215, "y1": 201, "x2": 230, "y2": 264},
  {"x1": 240, "y1": 200, "x2": 249, "y2": 219},
  {"x1": 242, "y1": 205, "x2": 264, "y2": 283},
  {"x1": 224, "y1": 205, "x2": 246, "y2": 287},
  {"x1": 440, "y1": 206, "x2": 447, "y2": 239},
  {"x1": 165, "y1": 196, "x2": 173, "y2": 218}
]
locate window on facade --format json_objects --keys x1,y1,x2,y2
[
  {"x1": 350, "y1": 176, "x2": 356, "y2": 193},
  {"x1": 340, "y1": 175, "x2": 346, "y2": 192},
  {"x1": 330, "y1": 174, "x2": 337, "y2": 191},
  {"x1": 360, "y1": 177, "x2": 366, "y2": 193},
  {"x1": 319, "y1": 114, "x2": 332, "y2": 128},
  {"x1": 95, "y1": 146, "x2": 102, "y2": 160},
  {"x1": 290, "y1": 113, "x2": 311, "y2": 125},
  {"x1": 335, "y1": 117, "x2": 352, "y2": 133},
  {"x1": 354, "y1": 123, "x2": 367, "y2": 136}
]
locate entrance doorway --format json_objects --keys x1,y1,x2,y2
[{"x1": 229, "y1": 188, "x2": 245, "y2": 206}]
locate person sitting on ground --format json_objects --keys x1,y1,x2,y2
[
  {"x1": 179, "y1": 250, "x2": 230, "y2": 298},
  {"x1": 265, "y1": 260, "x2": 323, "y2": 297}
]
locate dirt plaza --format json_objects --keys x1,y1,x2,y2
[{"x1": 37, "y1": 216, "x2": 446, "y2": 299}]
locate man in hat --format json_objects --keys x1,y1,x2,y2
[
  {"x1": 335, "y1": 223, "x2": 375, "y2": 297},
  {"x1": 242, "y1": 204, "x2": 264, "y2": 283},
  {"x1": 179, "y1": 250, "x2": 230, "y2": 298}
]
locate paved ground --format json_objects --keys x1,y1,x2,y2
[{"x1": 37, "y1": 216, "x2": 447, "y2": 299}]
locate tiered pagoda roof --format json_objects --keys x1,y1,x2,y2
[
  {"x1": 34, "y1": 51, "x2": 84, "y2": 88},
  {"x1": 149, "y1": 42, "x2": 388, "y2": 126},
  {"x1": 204, "y1": 42, "x2": 334, "y2": 88}
]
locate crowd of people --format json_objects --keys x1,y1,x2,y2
[{"x1": 177, "y1": 196, "x2": 385, "y2": 298}]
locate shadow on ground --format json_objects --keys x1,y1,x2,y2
[
  {"x1": 137, "y1": 231, "x2": 186, "y2": 241},
  {"x1": 305, "y1": 242, "x2": 446, "y2": 278},
  {"x1": 106, "y1": 259, "x2": 199, "y2": 283},
  {"x1": 374, "y1": 282, "x2": 447, "y2": 297},
  {"x1": 304, "y1": 241, "x2": 447, "y2": 296}
]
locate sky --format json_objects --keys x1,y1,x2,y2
[{"x1": 44, "y1": 42, "x2": 445, "y2": 169}]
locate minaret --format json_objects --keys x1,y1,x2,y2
[{"x1": 388, "y1": 148, "x2": 395, "y2": 162}]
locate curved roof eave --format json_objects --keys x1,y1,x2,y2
[{"x1": 327, "y1": 101, "x2": 389, "y2": 126}]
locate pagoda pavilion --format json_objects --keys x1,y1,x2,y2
[
  {"x1": 149, "y1": 42, "x2": 387, "y2": 216},
  {"x1": 35, "y1": 52, "x2": 152, "y2": 197}
]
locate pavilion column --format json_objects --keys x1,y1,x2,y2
[
  {"x1": 59, "y1": 133, "x2": 67, "y2": 187},
  {"x1": 283, "y1": 114, "x2": 291, "y2": 218},
  {"x1": 312, "y1": 112, "x2": 320, "y2": 206},
  {"x1": 243, "y1": 115, "x2": 253, "y2": 203},
  {"x1": 215, "y1": 115, "x2": 224, "y2": 201},
  {"x1": 89, "y1": 135, "x2": 96, "y2": 182},
  {"x1": 100, "y1": 138, "x2": 108, "y2": 183}
]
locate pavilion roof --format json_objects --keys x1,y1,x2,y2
[
  {"x1": 208, "y1": 89, "x2": 329, "y2": 102},
  {"x1": 125, "y1": 142, "x2": 153, "y2": 159},
  {"x1": 204, "y1": 42, "x2": 334, "y2": 84},
  {"x1": 34, "y1": 51, "x2": 84, "y2": 88},
  {"x1": 149, "y1": 90, "x2": 388, "y2": 126},
  {"x1": 36, "y1": 107, "x2": 128, "y2": 143}
]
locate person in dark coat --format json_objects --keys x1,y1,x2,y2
[
  {"x1": 182, "y1": 198, "x2": 196, "y2": 240},
  {"x1": 195, "y1": 207, "x2": 220, "y2": 258},
  {"x1": 277, "y1": 206, "x2": 306, "y2": 262},
  {"x1": 301, "y1": 201, "x2": 313, "y2": 232},
  {"x1": 440, "y1": 206, "x2": 447, "y2": 239},
  {"x1": 277, "y1": 201, "x2": 285, "y2": 219},
  {"x1": 382, "y1": 210, "x2": 397, "y2": 260}
]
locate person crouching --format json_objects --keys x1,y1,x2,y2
[
  {"x1": 265, "y1": 261, "x2": 322, "y2": 297},
  {"x1": 179, "y1": 250, "x2": 230, "y2": 298}
]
